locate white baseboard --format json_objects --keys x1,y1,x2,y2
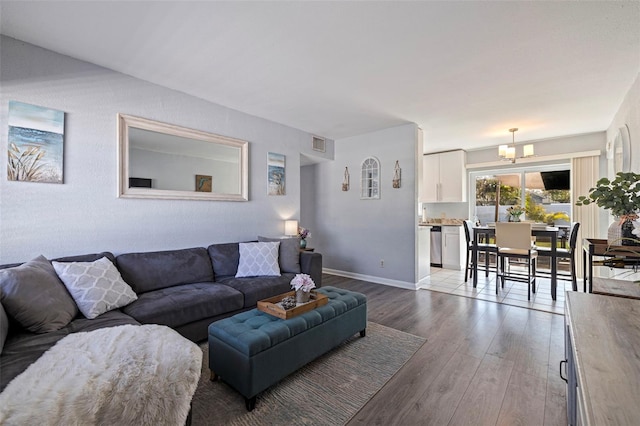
[{"x1": 322, "y1": 268, "x2": 420, "y2": 291}]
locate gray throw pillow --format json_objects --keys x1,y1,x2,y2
[
  {"x1": 258, "y1": 236, "x2": 301, "y2": 274},
  {"x1": 52, "y1": 257, "x2": 138, "y2": 319},
  {"x1": 0, "y1": 302, "x2": 8, "y2": 355},
  {"x1": 235, "y1": 242, "x2": 281, "y2": 277},
  {"x1": 0, "y1": 255, "x2": 78, "y2": 333}
]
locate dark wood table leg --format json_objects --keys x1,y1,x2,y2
[
  {"x1": 588, "y1": 251, "x2": 594, "y2": 293},
  {"x1": 472, "y1": 231, "x2": 479, "y2": 288},
  {"x1": 583, "y1": 248, "x2": 588, "y2": 293},
  {"x1": 551, "y1": 233, "x2": 557, "y2": 300}
]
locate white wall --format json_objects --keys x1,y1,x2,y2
[
  {"x1": 310, "y1": 124, "x2": 419, "y2": 287},
  {"x1": 0, "y1": 36, "x2": 333, "y2": 263}
]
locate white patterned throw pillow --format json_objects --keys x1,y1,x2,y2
[
  {"x1": 52, "y1": 257, "x2": 138, "y2": 319},
  {"x1": 235, "y1": 242, "x2": 281, "y2": 277}
]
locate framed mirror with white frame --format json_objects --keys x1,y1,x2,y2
[{"x1": 117, "y1": 114, "x2": 249, "y2": 201}]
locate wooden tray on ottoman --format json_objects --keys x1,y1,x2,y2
[{"x1": 257, "y1": 290, "x2": 328, "y2": 320}]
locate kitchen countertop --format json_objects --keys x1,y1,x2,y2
[{"x1": 419, "y1": 222, "x2": 463, "y2": 226}]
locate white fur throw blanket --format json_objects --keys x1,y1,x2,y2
[{"x1": 0, "y1": 324, "x2": 202, "y2": 425}]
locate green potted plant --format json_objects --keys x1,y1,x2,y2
[{"x1": 576, "y1": 172, "x2": 640, "y2": 246}]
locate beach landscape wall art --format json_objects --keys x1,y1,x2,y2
[
  {"x1": 267, "y1": 152, "x2": 285, "y2": 195},
  {"x1": 7, "y1": 101, "x2": 65, "y2": 183}
]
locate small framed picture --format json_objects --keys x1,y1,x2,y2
[
  {"x1": 267, "y1": 152, "x2": 285, "y2": 195},
  {"x1": 196, "y1": 175, "x2": 212, "y2": 192}
]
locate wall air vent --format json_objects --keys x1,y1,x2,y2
[{"x1": 312, "y1": 136, "x2": 326, "y2": 153}]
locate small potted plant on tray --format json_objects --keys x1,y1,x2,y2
[{"x1": 291, "y1": 273, "x2": 316, "y2": 304}]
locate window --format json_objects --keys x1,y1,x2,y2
[
  {"x1": 361, "y1": 157, "x2": 380, "y2": 199},
  {"x1": 471, "y1": 165, "x2": 571, "y2": 226}
]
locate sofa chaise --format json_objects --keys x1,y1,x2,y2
[{"x1": 0, "y1": 238, "x2": 322, "y2": 410}]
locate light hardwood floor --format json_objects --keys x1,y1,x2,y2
[{"x1": 321, "y1": 274, "x2": 567, "y2": 426}]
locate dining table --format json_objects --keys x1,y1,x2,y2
[{"x1": 471, "y1": 224, "x2": 560, "y2": 300}]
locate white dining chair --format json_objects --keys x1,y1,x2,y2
[{"x1": 495, "y1": 222, "x2": 538, "y2": 300}]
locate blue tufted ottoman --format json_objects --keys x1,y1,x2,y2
[{"x1": 208, "y1": 286, "x2": 367, "y2": 410}]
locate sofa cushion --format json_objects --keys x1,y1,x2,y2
[
  {"x1": 217, "y1": 273, "x2": 294, "y2": 308},
  {"x1": 258, "y1": 236, "x2": 301, "y2": 274},
  {"x1": 52, "y1": 257, "x2": 138, "y2": 319},
  {"x1": 0, "y1": 255, "x2": 78, "y2": 333},
  {"x1": 207, "y1": 243, "x2": 240, "y2": 279},
  {"x1": 116, "y1": 248, "x2": 214, "y2": 294},
  {"x1": 0, "y1": 252, "x2": 117, "y2": 271},
  {"x1": 236, "y1": 242, "x2": 280, "y2": 278},
  {"x1": 0, "y1": 302, "x2": 8, "y2": 355},
  {"x1": 52, "y1": 252, "x2": 116, "y2": 264},
  {"x1": 122, "y1": 282, "x2": 244, "y2": 328}
]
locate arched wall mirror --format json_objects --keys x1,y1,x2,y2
[
  {"x1": 613, "y1": 124, "x2": 631, "y2": 174},
  {"x1": 361, "y1": 156, "x2": 380, "y2": 199},
  {"x1": 118, "y1": 114, "x2": 249, "y2": 201}
]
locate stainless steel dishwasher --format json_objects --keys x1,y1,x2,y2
[{"x1": 430, "y1": 225, "x2": 442, "y2": 267}]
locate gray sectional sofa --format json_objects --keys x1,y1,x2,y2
[{"x1": 0, "y1": 240, "x2": 322, "y2": 393}]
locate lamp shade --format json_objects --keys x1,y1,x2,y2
[
  {"x1": 523, "y1": 144, "x2": 534, "y2": 157},
  {"x1": 284, "y1": 220, "x2": 298, "y2": 236}
]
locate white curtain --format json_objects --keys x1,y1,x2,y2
[{"x1": 572, "y1": 156, "x2": 600, "y2": 279}]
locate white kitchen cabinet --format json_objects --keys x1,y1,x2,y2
[
  {"x1": 420, "y1": 150, "x2": 466, "y2": 202},
  {"x1": 441, "y1": 226, "x2": 465, "y2": 270}
]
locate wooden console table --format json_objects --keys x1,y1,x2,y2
[
  {"x1": 564, "y1": 292, "x2": 640, "y2": 425},
  {"x1": 582, "y1": 238, "x2": 640, "y2": 293}
]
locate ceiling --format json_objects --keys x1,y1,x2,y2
[{"x1": 1, "y1": 1, "x2": 639, "y2": 153}]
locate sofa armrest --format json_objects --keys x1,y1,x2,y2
[{"x1": 300, "y1": 252, "x2": 322, "y2": 288}]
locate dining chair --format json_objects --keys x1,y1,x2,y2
[
  {"x1": 537, "y1": 222, "x2": 580, "y2": 291},
  {"x1": 462, "y1": 220, "x2": 497, "y2": 282},
  {"x1": 495, "y1": 222, "x2": 538, "y2": 300}
]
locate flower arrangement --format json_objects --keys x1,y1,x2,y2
[
  {"x1": 298, "y1": 226, "x2": 310, "y2": 240},
  {"x1": 290, "y1": 273, "x2": 316, "y2": 292},
  {"x1": 506, "y1": 205, "x2": 525, "y2": 220}
]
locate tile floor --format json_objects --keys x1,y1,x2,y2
[{"x1": 422, "y1": 265, "x2": 573, "y2": 315}]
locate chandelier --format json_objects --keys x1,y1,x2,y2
[{"x1": 498, "y1": 128, "x2": 534, "y2": 163}]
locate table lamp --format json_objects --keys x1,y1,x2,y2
[{"x1": 284, "y1": 220, "x2": 298, "y2": 237}]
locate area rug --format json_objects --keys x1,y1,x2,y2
[{"x1": 190, "y1": 322, "x2": 426, "y2": 426}]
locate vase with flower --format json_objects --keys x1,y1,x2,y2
[
  {"x1": 576, "y1": 172, "x2": 640, "y2": 246},
  {"x1": 506, "y1": 205, "x2": 525, "y2": 222},
  {"x1": 298, "y1": 226, "x2": 310, "y2": 249},
  {"x1": 290, "y1": 273, "x2": 316, "y2": 304}
]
